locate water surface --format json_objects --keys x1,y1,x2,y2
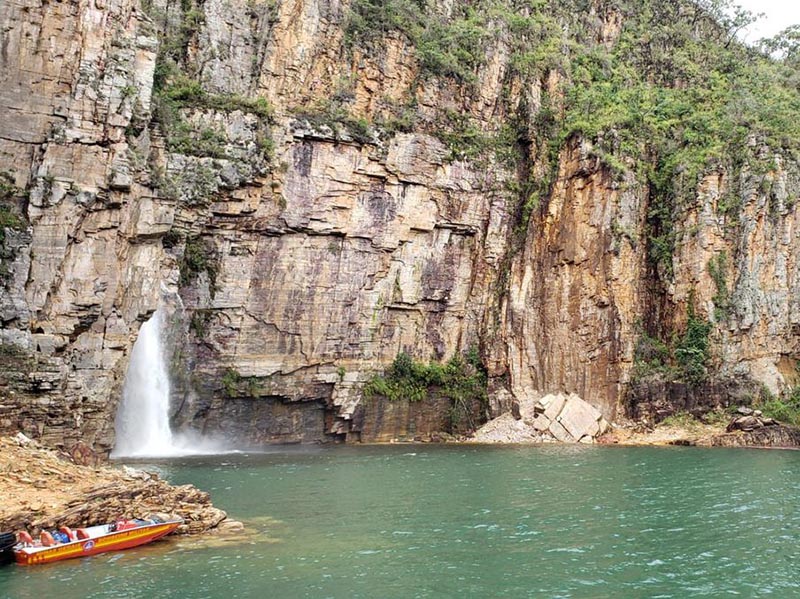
[{"x1": 2, "y1": 445, "x2": 799, "y2": 598}]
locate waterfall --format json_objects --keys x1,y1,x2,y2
[
  {"x1": 111, "y1": 307, "x2": 231, "y2": 458},
  {"x1": 111, "y1": 309, "x2": 178, "y2": 458}
]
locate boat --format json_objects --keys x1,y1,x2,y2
[{"x1": 13, "y1": 516, "x2": 183, "y2": 566}]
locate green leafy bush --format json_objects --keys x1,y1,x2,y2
[
  {"x1": 179, "y1": 236, "x2": 218, "y2": 293},
  {"x1": 632, "y1": 303, "x2": 712, "y2": 386},
  {"x1": 674, "y1": 312, "x2": 712, "y2": 384},
  {"x1": 758, "y1": 385, "x2": 800, "y2": 425},
  {"x1": 364, "y1": 350, "x2": 487, "y2": 406}
]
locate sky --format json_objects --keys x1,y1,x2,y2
[{"x1": 734, "y1": 0, "x2": 800, "y2": 42}]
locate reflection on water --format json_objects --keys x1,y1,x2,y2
[{"x1": 3, "y1": 445, "x2": 800, "y2": 598}]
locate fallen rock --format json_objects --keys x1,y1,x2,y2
[
  {"x1": 726, "y1": 414, "x2": 780, "y2": 433},
  {"x1": 558, "y1": 395, "x2": 604, "y2": 439},
  {"x1": 471, "y1": 392, "x2": 611, "y2": 444},
  {"x1": 709, "y1": 424, "x2": 800, "y2": 448}
]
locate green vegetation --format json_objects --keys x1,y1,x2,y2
[
  {"x1": 707, "y1": 252, "x2": 731, "y2": 320},
  {"x1": 159, "y1": 76, "x2": 273, "y2": 119},
  {"x1": 755, "y1": 365, "x2": 800, "y2": 425},
  {"x1": 633, "y1": 302, "x2": 712, "y2": 386},
  {"x1": 0, "y1": 206, "x2": 23, "y2": 245},
  {"x1": 293, "y1": 99, "x2": 375, "y2": 144},
  {"x1": 179, "y1": 236, "x2": 218, "y2": 294},
  {"x1": 364, "y1": 350, "x2": 487, "y2": 405},
  {"x1": 0, "y1": 172, "x2": 27, "y2": 280},
  {"x1": 152, "y1": 74, "x2": 274, "y2": 160},
  {"x1": 189, "y1": 309, "x2": 214, "y2": 338},
  {"x1": 345, "y1": 0, "x2": 488, "y2": 84},
  {"x1": 659, "y1": 408, "x2": 733, "y2": 428},
  {"x1": 142, "y1": 0, "x2": 274, "y2": 163},
  {"x1": 0, "y1": 173, "x2": 24, "y2": 243},
  {"x1": 221, "y1": 368, "x2": 242, "y2": 397},
  {"x1": 344, "y1": 0, "x2": 800, "y2": 283},
  {"x1": 659, "y1": 411, "x2": 704, "y2": 430},
  {"x1": 221, "y1": 368, "x2": 263, "y2": 397},
  {"x1": 674, "y1": 307, "x2": 713, "y2": 384},
  {"x1": 364, "y1": 350, "x2": 488, "y2": 431}
]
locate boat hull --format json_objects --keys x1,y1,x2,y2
[{"x1": 14, "y1": 521, "x2": 181, "y2": 565}]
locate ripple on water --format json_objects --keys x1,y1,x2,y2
[{"x1": 4, "y1": 445, "x2": 800, "y2": 598}]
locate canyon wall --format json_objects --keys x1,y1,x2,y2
[{"x1": 1, "y1": 0, "x2": 798, "y2": 451}]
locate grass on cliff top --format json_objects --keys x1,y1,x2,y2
[{"x1": 344, "y1": 0, "x2": 800, "y2": 276}]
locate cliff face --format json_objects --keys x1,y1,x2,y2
[
  {"x1": 0, "y1": 0, "x2": 164, "y2": 449},
  {"x1": 1, "y1": 0, "x2": 799, "y2": 451}
]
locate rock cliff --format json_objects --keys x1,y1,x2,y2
[{"x1": 1, "y1": 0, "x2": 799, "y2": 451}]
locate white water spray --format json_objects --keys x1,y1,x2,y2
[
  {"x1": 111, "y1": 309, "x2": 180, "y2": 457},
  {"x1": 111, "y1": 309, "x2": 227, "y2": 458}
]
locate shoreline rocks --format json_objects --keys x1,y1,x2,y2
[
  {"x1": 471, "y1": 393, "x2": 610, "y2": 444},
  {"x1": 0, "y1": 434, "x2": 240, "y2": 536}
]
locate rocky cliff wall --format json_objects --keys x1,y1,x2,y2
[
  {"x1": 1, "y1": 0, "x2": 799, "y2": 451},
  {"x1": 0, "y1": 0, "x2": 166, "y2": 450}
]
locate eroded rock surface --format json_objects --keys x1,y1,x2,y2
[
  {"x1": 0, "y1": 0, "x2": 799, "y2": 452},
  {"x1": 0, "y1": 435, "x2": 234, "y2": 535}
]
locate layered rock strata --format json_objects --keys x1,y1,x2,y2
[
  {"x1": 0, "y1": 435, "x2": 236, "y2": 535},
  {"x1": 0, "y1": 0, "x2": 798, "y2": 451}
]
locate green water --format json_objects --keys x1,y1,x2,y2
[{"x1": 2, "y1": 445, "x2": 800, "y2": 598}]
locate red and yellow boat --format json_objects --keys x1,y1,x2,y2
[{"x1": 13, "y1": 517, "x2": 183, "y2": 565}]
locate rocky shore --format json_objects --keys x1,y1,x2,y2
[
  {"x1": 0, "y1": 434, "x2": 241, "y2": 536},
  {"x1": 469, "y1": 393, "x2": 800, "y2": 449}
]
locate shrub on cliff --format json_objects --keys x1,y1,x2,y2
[{"x1": 364, "y1": 351, "x2": 488, "y2": 406}]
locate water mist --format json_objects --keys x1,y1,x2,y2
[{"x1": 111, "y1": 308, "x2": 225, "y2": 458}]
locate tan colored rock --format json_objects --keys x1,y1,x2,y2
[
  {"x1": 0, "y1": 436, "x2": 237, "y2": 535},
  {"x1": 557, "y1": 394, "x2": 604, "y2": 440},
  {"x1": 1, "y1": 0, "x2": 800, "y2": 454},
  {"x1": 542, "y1": 394, "x2": 568, "y2": 421},
  {"x1": 548, "y1": 420, "x2": 574, "y2": 443}
]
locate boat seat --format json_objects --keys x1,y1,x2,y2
[
  {"x1": 76, "y1": 528, "x2": 90, "y2": 540},
  {"x1": 59, "y1": 526, "x2": 77, "y2": 542},
  {"x1": 40, "y1": 531, "x2": 56, "y2": 547}
]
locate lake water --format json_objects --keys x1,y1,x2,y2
[{"x1": 2, "y1": 444, "x2": 800, "y2": 598}]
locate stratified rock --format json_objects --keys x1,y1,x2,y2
[
  {"x1": 0, "y1": 437, "x2": 237, "y2": 536},
  {"x1": 1, "y1": 0, "x2": 799, "y2": 453}
]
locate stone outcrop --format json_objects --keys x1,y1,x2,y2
[
  {"x1": 708, "y1": 425, "x2": 800, "y2": 448},
  {"x1": 352, "y1": 394, "x2": 484, "y2": 442},
  {"x1": 0, "y1": 435, "x2": 236, "y2": 535},
  {"x1": 0, "y1": 0, "x2": 799, "y2": 452},
  {"x1": 0, "y1": 0, "x2": 165, "y2": 452}
]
